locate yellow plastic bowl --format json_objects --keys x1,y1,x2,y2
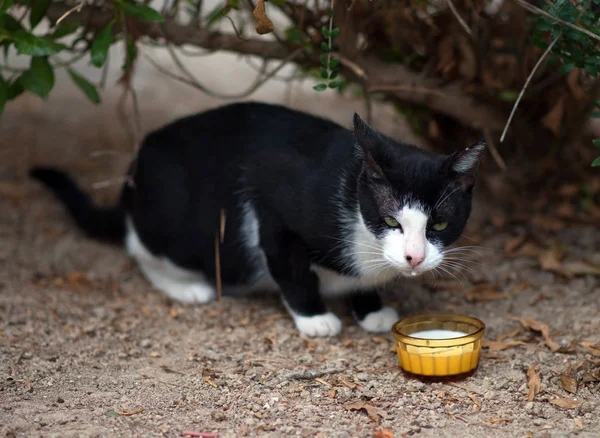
[{"x1": 392, "y1": 313, "x2": 485, "y2": 377}]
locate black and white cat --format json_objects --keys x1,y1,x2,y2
[{"x1": 30, "y1": 102, "x2": 485, "y2": 337}]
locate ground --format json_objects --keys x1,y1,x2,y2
[{"x1": 1, "y1": 39, "x2": 600, "y2": 438}]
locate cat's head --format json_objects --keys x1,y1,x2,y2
[{"x1": 351, "y1": 113, "x2": 485, "y2": 278}]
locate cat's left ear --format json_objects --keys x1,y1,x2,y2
[
  {"x1": 446, "y1": 139, "x2": 486, "y2": 189},
  {"x1": 353, "y1": 113, "x2": 386, "y2": 180}
]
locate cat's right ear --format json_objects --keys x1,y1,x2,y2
[{"x1": 353, "y1": 113, "x2": 385, "y2": 180}]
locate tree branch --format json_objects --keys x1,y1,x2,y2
[{"x1": 45, "y1": 3, "x2": 506, "y2": 132}]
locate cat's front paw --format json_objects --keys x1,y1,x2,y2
[
  {"x1": 358, "y1": 306, "x2": 399, "y2": 332},
  {"x1": 293, "y1": 312, "x2": 342, "y2": 337}
]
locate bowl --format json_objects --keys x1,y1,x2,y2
[{"x1": 392, "y1": 313, "x2": 485, "y2": 377}]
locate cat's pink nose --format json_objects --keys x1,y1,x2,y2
[{"x1": 405, "y1": 254, "x2": 424, "y2": 267}]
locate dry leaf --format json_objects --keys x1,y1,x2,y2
[
  {"x1": 527, "y1": 364, "x2": 541, "y2": 401},
  {"x1": 488, "y1": 418, "x2": 513, "y2": 424},
  {"x1": 328, "y1": 388, "x2": 337, "y2": 399},
  {"x1": 314, "y1": 378, "x2": 330, "y2": 386},
  {"x1": 538, "y1": 247, "x2": 571, "y2": 278},
  {"x1": 116, "y1": 408, "x2": 144, "y2": 416},
  {"x1": 574, "y1": 418, "x2": 584, "y2": 429},
  {"x1": 504, "y1": 234, "x2": 526, "y2": 254},
  {"x1": 0, "y1": 182, "x2": 27, "y2": 202},
  {"x1": 580, "y1": 341, "x2": 600, "y2": 357},
  {"x1": 508, "y1": 316, "x2": 560, "y2": 352},
  {"x1": 344, "y1": 401, "x2": 385, "y2": 422},
  {"x1": 482, "y1": 339, "x2": 525, "y2": 351},
  {"x1": 373, "y1": 429, "x2": 395, "y2": 438},
  {"x1": 531, "y1": 214, "x2": 566, "y2": 232},
  {"x1": 549, "y1": 397, "x2": 580, "y2": 409},
  {"x1": 497, "y1": 328, "x2": 522, "y2": 341},
  {"x1": 560, "y1": 373, "x2": 578, "y2": 394},
  {"x1": 562, "y1": 260, "x2": 600, "y2": 277},
  {"x1": 557, "y1": 183, "x2": 580, "y2": 197},
  {"x1": 253, "y1": 0, "x2": 274, "y2": 35},
  {"x1": 150, "y1": 352, "x2": 161, "y2": 358},
  {"x1": 169, "y1": 308, "x2": 180, "y2": 318},
  {"x1": 541, "y1": 96, "x2": 565, "y2": 137},
  {"x1": 467, "y1": 393, "x2": 482, "y2": 412},
  {"x1": 204, "y1": 378, "x2": 218, "y2": 388},
  {"x1": 566, "y1": 68, "x2": 587, "y2": 101},
  {"x1": 464, "y1": 283, "x2": 507, "y2": 303},
  {"x1": 371, "y1": 336, "x2": 389, "y2": 345}
]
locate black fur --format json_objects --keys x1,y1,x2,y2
[{"x1": 30, "y1": 102, "x2": 484, "y2": 331}]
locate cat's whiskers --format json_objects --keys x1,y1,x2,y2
[{"x1": 435, "y1": 264, "x2": 464, "y2": 286}]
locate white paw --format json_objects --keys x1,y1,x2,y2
[
  {"x1": 293, "y1": 312, "x2": 342, "y2": 337},
  {"x1": 165, "y1": 283, "x2": 216, "y2": 304},
  {"x1": 358, "y1": 306, "x2": 399, "y2": 333}
]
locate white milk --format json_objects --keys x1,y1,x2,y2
[{"x1": 408, "y1": 330, "x2": 468, "y2": 339}]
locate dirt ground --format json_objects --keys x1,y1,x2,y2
[{"x1": 2, "y1": 38, "x2": 600, "y2": 438}]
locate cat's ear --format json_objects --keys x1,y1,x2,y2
[
  {"x1": 446, "y1": 140, "x2": 486, "y2": 189},
  {"x1": 353, "y1": 113, "x2": 385, "y2": 180}
]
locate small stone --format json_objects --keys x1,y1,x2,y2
[
  {"x1": 212, "y1": 411, "x2": 227, "y2": 422},
  {"x1": 525, "y1": 402, "x2": 534, "y2": 412},
  {"x1": 57, "y1": 397, "x2": 64, "y2": 403},
  {"x1": 141, "y1": 339, "x2": 152, "y2": 349}
]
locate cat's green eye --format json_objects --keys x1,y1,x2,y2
[
  {"x1": 432, "y1": 222, "x2": 448, "y2": 231},
  {"x1": 384, "y1": 216, "x2": 400, "y2": 228}
]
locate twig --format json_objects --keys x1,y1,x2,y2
[
  {"x1": 55, "y1": 0, "x2": 85, "y2": 25},
  {"x1": 513, "y1": 0, "x2": 600, "y2": 43},
  {"x1": 500, "y1": 33, "x2": 561, "y2": 142},
  {"x1": 367, "y1": 84, "x2": 450, "y2": 98},
  {"x1": 219, "y1": 209, "x2": 226, "y2": 243},
  {"x1": 337, "y1": 54, "x2": 368, "y2": 81},
  {"x1": 214, "y1": 234, "x2": 222, "y2": 305},
  {"x1": 284, "y1": 367, "x2": 346, "y2": 380},
  {"x1": 446, "y1": 0, "x2": 472, "y2": 37},
  {"x1": 483, "y1": 127, "x2": 506, "y2": 171}
]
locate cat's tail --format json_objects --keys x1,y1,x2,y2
[{"x1": 29, "y1": 167, "x2": 126, "y2": 242}]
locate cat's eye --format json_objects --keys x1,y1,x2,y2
[
  {"x1": 432, "y1": 222, "x2": 448, "y2": 231},
  {"x1": 384, "y1": 216, "x2": 400, "y2": 228}
]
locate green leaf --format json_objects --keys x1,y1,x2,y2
[
  {"x1": 320, "y1": 42, "x2": 331, "y2": 53},
  {"x1": 327, "y1": 7, "x2": 334, "y2": 17},
  {"x1": 7, "y1": 76, "x2": 23, "y2": 99},
  {"x1": 285, "y1": 26, "x2": 303, "y2": 43},
  {"x1": 319, "y1": 67, "x2": 328, "y2": 79},
  {"x1": 205, "y1": 4, "x2": 230, "y2": 26},
  {"x1": 558, "y1": 63, "x2": 575, "y2": 74},
  {"x1": 329, "y1": 57, "x2": 339, "y2": 69},
  {"x1": 29, "y1": 0, "x2": 51, "y2": 29},
  {"x1": 52, "y1": 22, "x2": 80, "y2": 39},
  {"x1": 13, "y1": 30, "x2": 66, "y2": 56},
  {"x1": 0, "y1": 0, "x2": 14, "y2": 15},
  {"x1": 499, "y1": 90, "x2": 518, "y2": 102},
  {"x1": 0, "y1": 28, "x2": 10, "y2": 43},
  {"x1": 118, "y1": 1, "x2": 165, "y2": 22},
  {"x1": 593, "y1": 139, "x2": 600, "y2": 149},
  {"x1": 592, "y1": 156, "x2": 600, "y2": 167},
  {"x1": 270, "y1": 0, "x2": 286, "y2": 5},
  {"x1": 67, "y1": 68, "x2": 101, "y2": 104},
  {"x1": 330, "y1": 28, "x2": 339, "y2": 38},
  {"x1": 313, "y1": 83, "x2": 327, "y2": 91},
  {"x1": 591, "y1": 112, "x2": 600, "y2": 118},
  {"x1": 19, "y1": 56, "x2": 54, "y2": 98},
  {"x1": 321, "y1": 26, "x2": 330, "y2": 38},
  {"x1": 0, "y1": 74, "x2": 7, "y2": 117},
  {"x1": 328, "y1": 79, "x2": 342, "y2": 88},
  {"x1": 320, "y1": 54, "x2": 328, "y2": 67},
  {"x1": 91, "y1": 24, "x2": 113, "y2": 68},
  {"x1": 0, "y1": 13, "x2": 22, "y2": 32},
  {"x1": 329, "y1": 69, "x2": 338, "y2": 79}
]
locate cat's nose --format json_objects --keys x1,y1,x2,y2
[{"x1": 405, "y1": 254, "x2": 424, "y2": 267}]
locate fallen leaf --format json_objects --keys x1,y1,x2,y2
[
  {"x1": 328, "y1": 388, "x2": 337, "y2": 399},
  {"x1": 538, "y1": 247, "x2": 571, "y2": 279},
  {"x1": 504, "y1": 234, "x2": 527, "y2": 254},
  {"x1": 560, "y1": 373, "x2": 578, "y2": 394},
  {"x1": 467, "y1": 393, "x2": 482, "y2": 412},
  {"x1": 497, "y1": 328, "x2": 522, "y2": 341},
  {"x1": 527, "y1": 364, "x2": 541, "y2": 401},
  {"x1": 566, "y1": 68, "x2": 587, "y2": 101},
  {"x1": 488, "y1": 418, "x2": 513, "y2": 424},
  {"x1": 482, "y1": 339, "x2": 525, "y2": 351},
  {"x1": 541, "y1": 96, "x2": 565, "y2": 137},
  {"x1": 482, "y1": 352, "x2": 508, "y2": 361},
  {"x1": 573, "y1": 418, "x2": 584, "y2": 429},
  {"x1": 562, "y1": 260, "x2": 600, "y2": 276},
  {"x1": 373, "y1": 429, "x2": 395, "y2": 438},
  {"x1": 423, "y1": 281, "x2": 462, "y2": 291},
  {"x1": 580, "y1": 341, "x2": 600, "y2": 357},
  {"x1": 169, "y1": 308, "x2": 180, "y2": 318},
  {"x1": 464, "y1": 283, "x2": 507, "y2": 303},
  {"x1": 253, "y1": 0, "x2": 274, "y2": 34},
  {"x1": 549, "y1": 397, "x2": 580, "y2": 409},
  {"x1": 344, "y1": 401, "x2": 385, "y2": 422},
  {"x1": 532, "y1": 214, "x2": 566, "y2": 232},
  {"x1": 557, "y1": 183, "x2": 580, "y2": 197},
  {"x1": 371, "y1": 336, "x2": 389, "y2": 345},
  {"x1": 506, "y1": 242, "x2": 543, "y2": 259},
  {"x1": 508, "y1": 316, "x2": 561, "y2": 352},
  {"x1": 150, "y1": 352, "x2": 161, "y2": 358},
  {"x1": 116, "y1": 408, "x2": 144, "y2": 416},
  {"x1": 314, "y1": 378, "x2": 330, "y2": 386},
  {"x1": 204, "y1": 378, "x2": 218, "y2": 388},
  {"x1": 0, "y1": 182, "x2": 27, "y2": 202}
]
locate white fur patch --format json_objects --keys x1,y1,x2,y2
[
  {"x1": 351, "y1": 205, "x2": 442, "y2": 278},
  {"x1": 358, "y1": 306, "x2": 400, "y2": 332},
  {"x1": 125, "y1": 218, "x2": 216, "y2": 303},
  {"x1": 289, "y1": 311, "x2": 343, "y2": 337}
]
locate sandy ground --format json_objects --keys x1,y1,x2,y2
[{"x1": 2, "y1": 16, "x2": 600, "y2": 437}]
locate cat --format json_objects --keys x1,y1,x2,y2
[{"x1": 30, "y1": 102, "x2": 485, "y2": 337}]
